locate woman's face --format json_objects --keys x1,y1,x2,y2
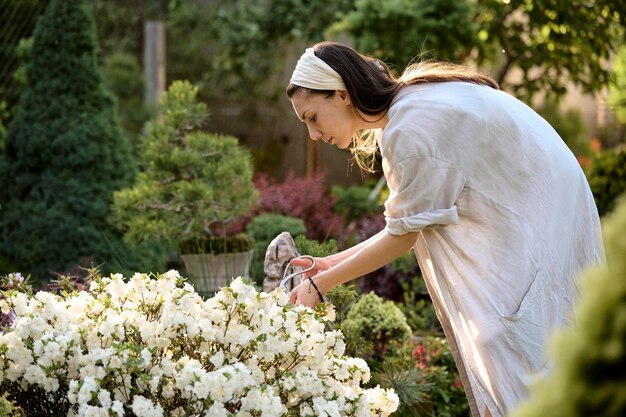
[{"x1": 290, "y1": 89, "x2": 358, "y2": 149}]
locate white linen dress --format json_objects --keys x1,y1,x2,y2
[{"x1": 379, "y1": 82, "x2": 604, "y2": 417}]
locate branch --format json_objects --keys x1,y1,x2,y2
[
  {"x1": 142, "y1": 203, "x2": 182, "y2": 212},
  {"x1": 493, "y1": 6, "x2": 518, "y2": 86}
]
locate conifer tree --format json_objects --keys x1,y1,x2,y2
[
  {"x1": 0, "y1": 0, "x2": 138, "y2": 280},
  {"x1": 512, "y1": 194, "x2": 626, "y2": 417}
]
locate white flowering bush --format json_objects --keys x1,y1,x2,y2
[{"x1": 0, "y1": 271, "x2": 398, "y2": 416}]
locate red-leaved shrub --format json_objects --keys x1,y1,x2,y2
[{"x1": 230, "y1": 171, "x2": 345, "y2": 241}]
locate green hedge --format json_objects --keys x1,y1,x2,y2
[{"x1": 0, "y1": 0, "x2": 147, "y2": 281}]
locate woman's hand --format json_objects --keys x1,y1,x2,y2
[
  {"x1": 289, "y1": 275, "x2": 325, "y2": 308},
  {"x1": 289, "y1": 256, "x2": 331, "y2": 278}
]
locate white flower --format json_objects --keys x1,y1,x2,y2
[
  {"x1": 334, "y1": 360, "x2": 351, "y2": 381},
  {"x1": 98, "y1": 313, "x2": 124, "y2": 338},
  {"x1": 363, "y1": 386, "x2": 400, "y2": 417},
  {"x1": 76, "y1": 404, "x2": 109, "y2": 417},
  {"x1": 324, "y1": 303, "x2": 336, "y2": 322},
  {"x1": 204, "y1": 402, "x2": 229, "y2": 417},
  {"x1": 163, "y1": 269, "x2": 180, "y2": 280},
  {"x1": 68, "y1": 380, "x2": 80, "y2": 404},
  {"x1": 97, "y1": 389, "x2": 112, "y2": 408},
  {"x1": 140, "y1": 348, "x2": 152, "y2": 367},
  {"x1": 240, "y1": 386, "x2": 286, "y2": 416},
  {"x1": 23, "y1": 364, "x2": 46, "y2": 386},
  {"x1": 78, "y1": 376, "x2": 99, "y2": 404},
  {"x1": 131, "y1": 395, "x2": 164, "y2": 417},
  {"x1": 0, "y1": 298, "x2": 10, "y2": 315},
  {"x1": 312, "y1": 397, "x2": 341, "y2": 417},
  {"x1": 210, "y1": 351, "x2": 225, "y2": 368},
  {"x1": 111, "y1": 400, "x2": 125, "y2": 416},
  {"x1": 107, "y1": 275, "x2": 127, "y2": 301},
  {"x1": 161, "y1": 381, "x2": 176, "y2": 399},
  {"x1": 229, "y1": 277, "x2": 257, "y2": 303}
]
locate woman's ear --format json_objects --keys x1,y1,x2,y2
[{"x1": 337, "y1": 90, "x2": 351, "y2": 105}]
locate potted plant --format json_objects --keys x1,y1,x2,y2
[{"x1": 111, "y1": 80, "x2": 258, "y2": 296}]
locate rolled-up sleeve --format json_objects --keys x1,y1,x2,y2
[{"x1": 384, "y1": 155, "x2": 466, "y2": 235}]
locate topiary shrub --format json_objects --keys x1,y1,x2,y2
[
  {"x1": 0, "y1": 0, "x2": 144, "y2": 282},
  {"x1": 586, "y1": 148, "x2": 626, "y2": 217},
  {"x1": 342, "y1": 292, "x2": 412, "y2": 360},
  {"x1": 511, "y1": 193, "x2": 626, "y2": 417}
]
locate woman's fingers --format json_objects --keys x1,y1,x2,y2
[
  {"x1": 289, "y1": 282, "x2": 321, "y2": 308},
  {"x1": 290, "y1": 257, "x2": 314, "y2": 268},
  {"x1": 290, "y1": 257, "x2": 319, "y2": 279}
]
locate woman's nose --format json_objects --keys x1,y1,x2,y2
[{"x1": 308, "y1": 127, "x2": 322, "y2": 141}]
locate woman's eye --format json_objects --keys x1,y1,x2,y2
[{"x1": 310, "y1": 116, "x2": 316, "y2": 123}]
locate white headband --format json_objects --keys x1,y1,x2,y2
[{"x1": 290, "y1": 48, "x2": 346, "y2": 91}]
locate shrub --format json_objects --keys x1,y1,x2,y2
[
  {"x1": 338, "y1": 213, "x2": 386, "y2": 249},
  {"x1": 294, "y1": 235, "x2": 339, "y2": 259},
  {"x1": 358, "y1": 252, "x2": 422, "y2": 302},
  {"x1": 178, "y1": 233, "x2": 255, "y2": 256},
  {"x1": 511, "y1": 193, "x2": 626, "y2": 417},
  {"x1": 0, "y1": 0, "x2": 143, "y2": 282},
  {"x1": 342, "y1": 292, "x2": 412, "y2": 360},
  {"x1": 411, "y1": 337, "x2": 469, "y2": 417},
  {"x1": 536, "y1": 99, "x2": 589, "y2": 158},
  {"x1": 0, "y1": 392, "x2": 20, "y2": 416},
  {"x1": 370, "y1": 358, "x2": 432, "y2": 417},
  {"x1": 399, "y1": 276, "x2": 441, "y2": 335},
  {"x1": 0, "y1": 272, "x2": 400, "y2": 416},
  {"x1": 252, "y1": 171, "x2": 344, "y2": 241},
  {"x1": 331, "y1": 184, "x2": 382, "y2": 224},
  {"x1": 586, "y1": 148, "x2": 626, "y2": 216},
  {"x1": 366, "y1": 336, "x2": 470, "y2": 417}
]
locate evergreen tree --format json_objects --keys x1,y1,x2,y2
[
  {"x1": 512, "y1": 193, "x2": 626, "y2": 417},
  {"x1": 0, "y1": 0, "x2": 139, "y2": 281}
]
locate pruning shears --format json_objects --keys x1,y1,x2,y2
[{"x1": 278, "y1": 255, "x2": 316, "y2": 291}]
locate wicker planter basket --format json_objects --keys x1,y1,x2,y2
[{"x1": 181, "y1": 250, "x2": 254, "y2": 298}]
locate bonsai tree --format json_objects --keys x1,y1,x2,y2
[
  {"x1": 111, "y1": 80, "x2": 258, "y2": 254},
  {"x1": 0, "y1": 0, "x2": 138, "y2": 280}
]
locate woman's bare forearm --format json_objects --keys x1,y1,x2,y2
[
  {"x1": 325, "y1": 229, "x2": 387, "y2": 266},
  {"x1": 316, "y1": 231, "x2": 418, "y2": 294}
]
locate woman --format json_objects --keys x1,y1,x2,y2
[{"x1": 287, "y1": 41, "x2": 604, "y2": 417}]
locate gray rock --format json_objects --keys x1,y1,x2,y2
[{"x1": 263, "y1": 232, "x2": 304, "y2": 293}]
